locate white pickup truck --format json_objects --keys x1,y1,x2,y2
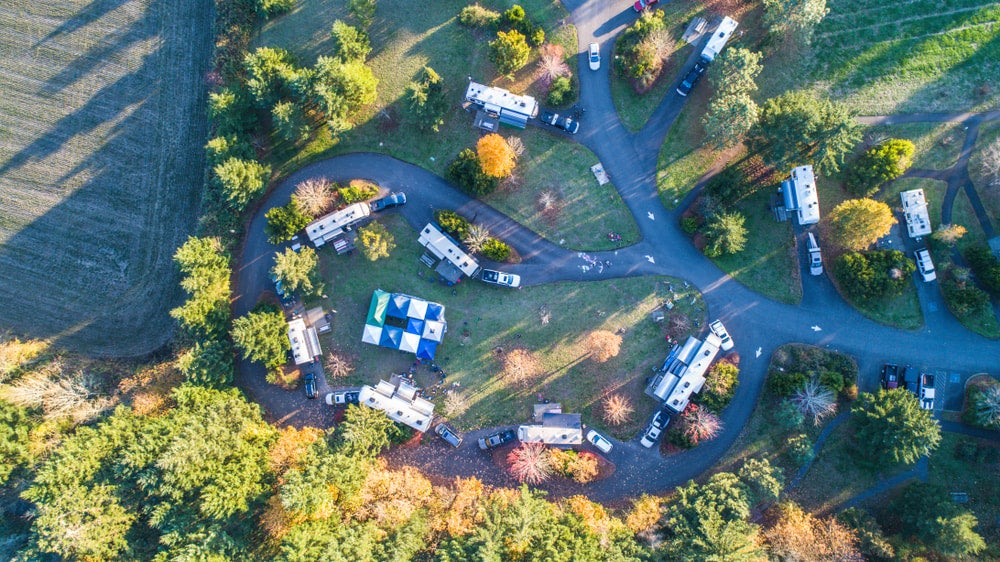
[
  {"x1": 480, "y1": 269, "x2": 521, "y2": 288},
  {"x1": 918, "y1": 373, "x2": 936, "y2": 410}
]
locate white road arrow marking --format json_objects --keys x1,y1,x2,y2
[
  {"x1": 647, "y1": 212, "x2": 655, "y2": 221},
  {"x1": 811, "y1": 325, "x2": 822, "y2": 332},
  {"x1": 755, "y1": 347, "x2": 762, "y2": 358},
  {"x1": 644, "y1": 255, "x2": 655, "y2": 264}
]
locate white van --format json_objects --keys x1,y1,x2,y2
[{"x1": 914, "y1": 247, "x2": 936, "y2": 282}]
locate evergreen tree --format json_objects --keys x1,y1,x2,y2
[
  {"x1": 330, "y1": 20, "x2": 371, "y2": 63},
  {"x1": 177, "y1": 338, "x2": 235, "y2": 387},
  {"x1": 231, "y1": 303, "x2": 291, "y2": 371},
  {"x1": 489, "y1": 29, "x2": 531, "y2": 77},
  {"x1": 265, "y1": 199, "x2": 312, "y2": 244},
  {"x1": 851, "y1": 389, "x2": 941, "y2": 466},
  {"x1": 271, "y1": 246, "x2": 323, "y2": 296},
  {"x1": 828, "y1": 198, "x2": 894, "y2": 251},
  {"x1": 170, "y1": 237, "x2": 232, "y2": 337},
  {"x1": 213, "y1": 157, "x2": 271, "y2": 210},
  {"x1": 407, "y1": 66, "x2": 449, "y2": 132},
  {"x1": 704, "y1": 211, "x2": 748, "y2": 256}
]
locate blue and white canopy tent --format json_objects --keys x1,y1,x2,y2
[{"x1": 361, "y1": 290, "x2": 447, "y2": 359}]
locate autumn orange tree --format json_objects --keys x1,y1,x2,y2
[
  {"x1": 476, "y1": 133, "x2": 517, "y2": 178},
  {"x1": 587, "y1": 330, "x2": 622, "y2": 363}
]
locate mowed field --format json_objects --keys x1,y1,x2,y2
[
  {"x1": 809, "y1": 0, "x2": 1000, "y2": 113},
  {"x1": 0, "y1": 0, "x2": 212, "y2": 355}
]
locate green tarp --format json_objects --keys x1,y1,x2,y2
[{"x1": 366, "y1": 289, "x2": 389, "y2": 326}]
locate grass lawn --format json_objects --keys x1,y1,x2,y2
[
  {"x1": 655, "y1": 98, "x2": 717, "y2": 209},
  {"x1": 0, "y1": 0, "x2": 211, "y2": 354},
  {"x1": 257, "y1": 1, "x2": 636, "y2": 252},
  {"x1": 969, "y1": 121, "x2": 1000, "y2": 224},
  {"x1": 708, "y1": 190, "x2": 802, "y2": 304},
  {"x1": 483, "y1": 129, "x2": 640, "y2": 251},
  {"x1": 309, "y1": 215, "x2": 704, "y2": 437},
  {"x1": 808, "y1": 0, "x2": 1000, "y2": 114},
  {"x1": 864, "y1": 122, "x2": 966, "y2": 170},
  {"x1": 926, "y1": 433, "x2": 1000, "y2": 545},
  {"x1": 609, "y1": 0, "x2": 700, "y2": 132}
]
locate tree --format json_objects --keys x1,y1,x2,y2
[
  {"x1": 337, "y1": 404, "x2": 400, "y2": 458},
  {"x1": 763, "y1": 0, "x2": 830, "y2": 46},
  {"x1": 208, "y1": 86, "x2": 256, "y2": 136},
  {"x1": 259, "y1": 0, "x2": 295, "y2": 17},
  {"x1": 313, "y1": 58, "x2": 378, "y2": 134},
  {"x1": 602, "y1": 393, "x2": 634, "y2": 425},
  {"x1": 704, "y1": 210, "x2": 748, "y2": 256},
  {"x1": 763, "y1": 501, "x2": 861, "y2": 561},
  {"x1": 272, "y1": 100, "x2": 311, "y2": 143},
  {"x1": 347, "y1": 0, "x2": 376, "y2": 28},
  {"x1": 791, "y1": 378, "x2": 837, "y2": 423},
  {"x1": 625, "y1": 495, "x2": 663, "y2": 534},
  {"x1": 932, "y1": 223, "x2": 967, "y2": 246},
  {"x1": 587, "y1": 330, "x2": 623, "y2": 363},
  {"x1": 498, "y1": 347, "x2": 543, "y2": 388},
  {"x1": 476, "y1": 133, "x2": 517, "y2": 178},
  {"x1": 680, "y1": 404, "x2": 723, "y2": 445},
  {"x1": 357, "y1": 221, "x2": 396, "y2": 261},
  {"x1": 214, "y1": 157, "x2": 271, "y2": 210},
  {"x1": 30, "y1": 483, "x2": 135, "y2": 560},
  {"x1": 703, "y1": 92, "x2": 759, "y2": 148},
  {"x1": 774, "y1": 398, "x2": 805, "y2": 431},
  {"x1": 244, "y1": 47, "x2": 301, "y2": 108},
  {"x1": 406, "y1": 66, "x2": 449, "y2": 132},
  {"x1": 480, "y1": 238, "x2": 512, "y2": 261},
  {"x1": 177, "y1": 338, "x2": 234, "y2": 387},
  {"x1": 170, "y1": 236, "x2": 232, "y2": 337},
  {"x1": 330, "y1": 20, "x2": 371, "y2": 63},
  {"x1": 749, "y1": 91, "x2": 861, "y2": 175},
  {"x1": 829, "y1": 198, "x2": 894, "y2": 251},
  {"x1": 971, "y1": 383, "x2": 1000, "y2": 429},
  {"x1": 846, "y1": 139, "x2": 915, "y2": 196},
  {"x1": 837, "y1": 508, "x2": 895, "y2": 560},
  {"x1": 536, "y1": 43, "x2": 570, "y2": 91},
  {"x1": 231, "y1": 303, "x2": 291, "y2": 371},
  {"x1": 271, "y1": 246, "x2": 323, "y2": 296},
  {"x1": 206, "y1": 134, "x2": 253, "y2": 167},
  {"x1": 265, "y1": 199, "x2": 312, "y2": 244},
  {"x1": 463, "y1": 223, "x2": 491, "y2": 254},
  {"x1": 663, "y1": 473, "x2": 764, "y2": 562},
  {"x1": 293, "y1": 178, "x2": 334, "y2": 217},
  {"x1": 851, "y1": 389, "x2": 941, "y2": 466},
  {"x1": 0, "y1": 400, "x2": 33, "y2": 485},
  {"x1": 447, "y1": 148, "x2": 499, "y2": 196},
  {"x1": 506, "y1": 443, "x2": 553, "y2": 484},
  {"x1": 895, "y1": 483, "x2": 986, "y2": 557},
  {"x1": 708, "y1": 48, "x2": 762, "y2": 98},
  {"x1": 737, "y1": 458, "x2": 784, "y2": 507},
  {"x1": 700, "y1": 360, "x2": 740, "y2": 412},
  {"x1": 489, "y1": 29, "x2": 531, "y2": 76},
  {"x1": 786, "y1": 433, "x2": 814, "y2": 466}
]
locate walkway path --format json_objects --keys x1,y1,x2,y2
[{"x1": 232, "y1": 1, "x2": 1000, "y2": 503}]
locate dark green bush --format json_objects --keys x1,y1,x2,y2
[
  {"x1": 964, "y1": 245, "x2": 1000, "y2": 294},
  {"x1": 774, "y1": 399, "x2": 805, "y2": 431},
  {"x1": 435, "y1": 210, "x2": 470, "y2": 239},
  {"x1": 547, "y1": 76, "x2": 572, "y2": 106},
  {"x1": 768, "y1": 370, "x2": 808, "y2": 397},
  {"x1": 819, "y1": 370, "x2": 845, "y2": 393},
  {"x1": 786, "y1": 434, "x2": 814, "y2": 467},
  {"x1": 680, "y1": 217, "x2": 699, "y2": 234},
  {"x1": 480, "y1": 238, "x2": 512, "y2": 262},
  {"x1": 338, "y1": 182, "x2": 379, "y2": 205},
  {"x1": 835, "y1": 250, "x2": 915, "y2": 301},
  {"x1": 447, "y1": 148, "x2": 499, "y2": 196},
  {"x1": 846, "y1": 139, "x2": 915, "y2": 196},
  {"x1": 942, "y1": 278, "x2": 990, "y2": 318},
  {"x1": 264, "y1": 200, "x2": 311, "y2": 244}
]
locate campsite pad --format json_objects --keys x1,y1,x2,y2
[{"x1": 590, "y1": 163, "x2": 610, "y2": 186}]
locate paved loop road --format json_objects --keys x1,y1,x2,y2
[{"x1": 233, "y1": 1, "x2": 1000, "y2": 502}]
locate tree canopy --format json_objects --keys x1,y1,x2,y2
[
  {"x1": 476, "y1": 133, "x2": 517, "y2": 178},
  {"x1": 358, "y1": 221, "x2": 396, "y2": 261},
  {"x1": 851, "y1": 389, "x2": 941, "y2": 466},
  {"x1": 170, "y1": 237, "x2": 232, "y2": 337},
  {"x1": 489, "y1": 29, "x2": 531, "y2": 76},
  {"x1": 231, "y1": 303, "x2": 291, "y2": 371},
  {"x1": 828, "y1": 198, "x2": 894, "y2": 251}
]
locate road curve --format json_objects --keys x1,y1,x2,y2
[{"x1": 232, "y1": 0, "x2": 1000, "y2": 502}]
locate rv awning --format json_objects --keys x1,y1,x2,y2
[{"x1": 435, "y1": 259, "x2": 463, "y2": 283}]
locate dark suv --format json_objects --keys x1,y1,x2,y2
[
  {"x1": 303, "y1": 373, "x2": 317, "y2": 399},
  {"x1": 435, "y1": 422, "x2": 463, "y2": 448},
  {"x1": 539, "y1": 111, "x2": 580, "y2": 134},
  {"x1": 880, "y1": 363, "x2": 899, "y2": 390},
  {"x1": 370, "y1": 192, "x2": 406, "y2": 212},
  {"x1": 676, "y1": 62, "x2": 707, "y2": 97}
]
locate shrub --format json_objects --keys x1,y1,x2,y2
[
  {"x1": 846, "y1": 139, "x2": 915, "y2": 196},
  {"x1": 435, "y1": 210, "x2": 470, "y2": 239},
  {"x1": 829, "y1": 199, "x2": 895, "y2": 252},
  {"x1": 602, "y1": 393, "x2": 633, "y2": 425},
  {"x1": 549, "y1": 449, "x2": 599, "y2": 483},
  {"x1": 792, "y1": 379, "x2": 837, "y2": 424},
  {"x1": 358, "y1": 221, "x2": 396, "y2": 261},
  {"x1": 547, "y1": 75, "x2": 573, "y2": 106},
  {"x1": 964, "y1": 245, "x2": 1000, "y2": 294},
  {"x1": 962, "y1": 382, "x2": 1000, "y2": 430},
  {"x1": 489, "y1": 29, "x2": 530, "y2": 76},
  {"x1": 774, "y1": 399, "x2": 805, "y2": 431},
  {"x1": 819, "y1": 370, "x2": 845, "y2": 393},
  {"x1": 614, "y1": 10, "x2": 668, "y2": 89},
  {"x1": 447, "y1": 148, "x2": 499, "y2": 196},
  {"x1": 786, "y1": 434, "x2": 814, "y2": 466},
  {"x1": 588, "y1": 331, "x2": 623, "y2": 363},
  {"x1": 834, "y1": 250, "x2": 915, "y2": 301},
  {"x1": 942, "y1": 278, "x2": 989, "y2": 318},
  {"x1": 458, "y1": 4, "x2": 500, "y2": 28},
  {"x1": 506, "y1": 443, "x2": 552, "y2": 484},
  {"x1": 699, "y1": 361, "x2": 739, "y2": 413},
  {"x1": 480, "y1": 238, "x2": 512, "y2": 262},
  {"x1": 769, "y1": 370, "x2": 808, "y2": 397},
  {"x1": 338, "y1": 181, "x2": 379, "y2": 204},
  {"x1": 680, "y1": 216, "x2": 699, "y2": 234}
]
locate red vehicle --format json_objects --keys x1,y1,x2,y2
[{"x1": 633, "y1": 0, "x2": 660, "y2": 12}]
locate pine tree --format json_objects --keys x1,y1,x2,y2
[{"x1": 851, "y1": 389, "x2": 941, "y2": 466}]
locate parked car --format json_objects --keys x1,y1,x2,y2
[
  {"x1": 303, "y1": 373, "x2": 317, "y2": 399},
  {"x1": 587, "y1": 429, "x2": 613, "y2": 454},
  {"x1": 807, "y1": 232, "x2": 823, "y2": 275},
  {"x1": 675, "y1": 62, "x2": 706, "y2": 97},
  {"x1": 640, "y1": 410, "x2": 670, "y2": 448},
  {"x1": 478, "y1": 428, "x2": 517, "y2": 450},
  {"x1": 914, "y1": 247, "x2": 936, "y2": 282},
  {"x1": 588, "y1": 42, "x2": 600, "y2": 71},
  {"x1": 539, "y1": 111, "x2": 579, "y2": 134},
  {"x1": 918, "y1": 373, "x2": 936, "y2": 410},
  {"x1": 880, "y1": 363, "x2": 900, "y2": 390},
  {"x1": 709, "y1": 319, "x2": 734, "y2": 351},
  {"x1": 633, "y1": 0, "x2": 660, "y2": 12},
  {"x1": 902, "y1": 365, "x2": 919, "y2": 396},
  {"x1": 435, "y1": 422, "x2": 463, "y2": 448},
  {"x1": 480, "y1": 269, "x2": 521, "y2": 288},
  {"x1": 325, "y1": 389, "x2": 361, "y2": 407},
  {"x1": 370, "y1": 192, "x2": 406, "y2": 212}
]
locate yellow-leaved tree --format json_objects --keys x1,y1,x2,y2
[{"x1": 476, "y1": 133, "x2": 517, "y2": 178}]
